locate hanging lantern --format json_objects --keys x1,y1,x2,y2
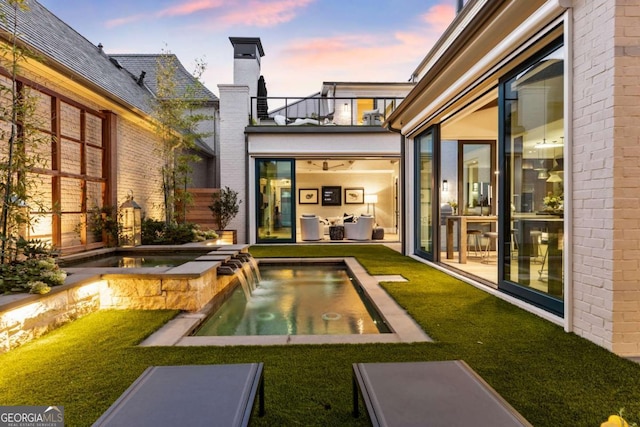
[{"x1": 120, "y1": 191, "x2": 142, "y2": 247}]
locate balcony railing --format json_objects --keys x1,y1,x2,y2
[{"x1": 250, "y1": 96, "x2": 404, "y2": 127}]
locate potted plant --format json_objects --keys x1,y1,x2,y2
[{"x1": 208, "y1": 186, "x2": 242, "y2": 244}]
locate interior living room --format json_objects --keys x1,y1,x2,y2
[{"x1": 255, "y1": 157, "x2": 400, "y2": 243}]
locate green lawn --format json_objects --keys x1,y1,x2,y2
[{"x1": 1, "y1": 244, "x2": 639, "y2": 426}]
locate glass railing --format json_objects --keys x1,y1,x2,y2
[{"x1": 250, "y1": 96, "x2": 404, "y2": 127}]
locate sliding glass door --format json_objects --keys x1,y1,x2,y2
[
  {"x1": 415, "y1": 127, "x2": 438, "y2": 260},
  {"x1": 256, "y1": 159, "x2": 295, "y2": 243},
  {"x1": 500, "y1": 40, "x2": 564, "y2": 315}
]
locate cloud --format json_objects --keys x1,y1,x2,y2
[
  {"x1": 106, "y1": 0, "x2": 313, "y2": 29},
  {"x1": 420, "y1": 4, "x2": 456, "y2": 33},
  {"x1": 157, "y1": 0, "x2": 225, "y2": 18},
  {"x1": 265, "y1": 2, "x2": 455, "y2": 96}
]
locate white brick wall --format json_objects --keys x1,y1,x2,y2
[
  {"x1": 572, "y1": 0, "x2": 640, "y2": 356},
  {"x1": 218, "y1": 84, "x2": 250, "y2": 243},
  {"x1": 117, "y1": 119, "x2": 164, "y2": 219}
]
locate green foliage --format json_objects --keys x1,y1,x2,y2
[
  {"x1": 0, "y1": 1, "x2": 49, "y2": 264},
  {"x1": 0, "y1": 238, "x2": 65, "y2": 294},
  {"x1": 86, "y1": 205, "x2": 122, "y2": 246},
  {"x1": 208, "y1": 186, "x2": 242, "y2": 230},
  {"x1": 152, "y1": 48, "x2": 212, "y2": 225},
  {"x1": 140, "y1": 217, "x2": 216, "y2": 245}
]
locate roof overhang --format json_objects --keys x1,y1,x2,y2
[{"x1": 386, "y1": 0, "x2": 569, "y2": 136}]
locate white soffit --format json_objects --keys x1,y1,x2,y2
[{"x1": 402, "y1": 0, "x2": 567, "y2": 137}]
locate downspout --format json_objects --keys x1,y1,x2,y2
[{"x1": 245, "y1": 132, "x2": 250, "y2": 244}]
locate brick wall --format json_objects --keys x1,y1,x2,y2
[
  {"x1": 571, "y1": 0, "x2": 617, "y2": 350},
  {"x1": 117, "y1": 119, "x2": 164, "y2": 219},
  {"x1": 610, "y1": 1, "x2": 640, "y2": 355},
  {"x1": 572, "y1": 0, "x2": 640, "y2": 356},
  {"x1": 218, "y1": 85, "x2": 250, "y2": 243}
]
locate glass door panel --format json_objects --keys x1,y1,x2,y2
[
  {"x1": 256, "y1": 159, "x2": 295, "y2": 242},
  {"x1": 461, "y1": 142, "x2": 494, "y2": 216},
  {"x1": 415, "y1": 129, "x2": 435, "y2": 259},
  {"x1": 501, "y1": 43, "x2": 564, "y2": 315}
]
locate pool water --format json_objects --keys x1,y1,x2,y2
[
  {"x1": 61, "y1": 253, "x2": 201, "y2": 268},
  {"x1": 194, "y1": 264, "x2": 390, "y2": 336}
]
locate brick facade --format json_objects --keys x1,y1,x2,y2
[{"x1": 570, "y1": 0, "x2": 640, "y2": 356}]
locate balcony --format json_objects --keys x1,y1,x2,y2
[{"x1": 250, "y1": 96, "x2": 404, "y2": 127}]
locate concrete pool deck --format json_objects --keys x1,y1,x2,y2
[{"x1": 140, "y1": 257, "x2": 432, "y2": 347}]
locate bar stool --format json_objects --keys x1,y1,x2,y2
[
  {"x1": 466, "y1": 229, "x2": 483, "y2": 257},
  {"x1": 538, "y1": 232, "x2": 550, "y2": 279},
  {"x1": 482, "y1": 231, "x2": 498, "y2": 263},
  {"x1": 530, "y1": 230, "x2": 542, "y2": 262},
  {"x1": 511, "y1": 228, "x2": 519, "y2": 259}
]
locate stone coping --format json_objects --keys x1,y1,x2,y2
[
  {"x1": 2, "y1": 245, "x2": 249, "y2": 312},
  {"x1": 57, "y1": 244, "x2": 250, "y2": 265},
  {"x1": 0, "y1": 272, "x2": 101, "y2": 312},
  {"x1": 140, "y1": 257, "x2": 432, "y2": 347}
]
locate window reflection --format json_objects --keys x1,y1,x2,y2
[{"x1": 504, "y1": 46, "x2": 564, "y2": 300}]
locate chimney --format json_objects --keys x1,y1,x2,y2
[{"x1": 229, "y1": 37, "x2": 264, "y2": 97}]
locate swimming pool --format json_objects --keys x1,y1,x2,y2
[
  {"x1": 141, "y1": 257, "x2": 431, "y2": 346},
  {"x1": 193, "y1": 264, "x2": 390, "y2": 336}
]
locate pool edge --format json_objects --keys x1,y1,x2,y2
[{"x1": 139, "y1": 257, "x2": 432, "y2": 347}]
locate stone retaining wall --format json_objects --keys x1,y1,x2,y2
[{"x1": 0, "y1": 261, "x2": 238, "y2": 354}]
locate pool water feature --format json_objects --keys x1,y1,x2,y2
[
  {"x1": 194, "y1": 264, "x2": 390, "y2": 336},
  {"x1": 60, "y1": 252, "x2": 203, "y2": 268},
  {"x1": 141, "y1": 257, "x2": 431, "y2": 346}
]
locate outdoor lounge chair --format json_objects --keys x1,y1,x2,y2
[
  {"x1": 92, "y1": 363, "x2": 264, "y2": 427},
  {"x1": 352, "y1": 360, "x2": 532, "y2": 426}
]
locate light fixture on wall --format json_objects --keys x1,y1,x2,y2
[
  {"x1": 442, "y1": 180, "x2": 449, "y2": 192},
  {"x1": 365, "y1": 193, "x2": 378, "y2": 217}
]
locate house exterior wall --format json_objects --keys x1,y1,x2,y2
[
  {"x1": 610, "y1": 0, "x2": 640, "y2": 356},
  {"x1": 571, "y1": 0, "x2": 640, "y2": 356},
  {"x1": 0, "y1": 44, "x2": 165, "y2": 250},
  {"x1": 387, "y1": 0, "x2": 640, "y2": 356},
  {"x1": 26, "y1": 62, "x2": 166, "y2": 220},
  {"x1": 218, "y1": 84, "x2": 250, "y2": 242},
  {"x1": 117, "y1": 118, "x2": 164, "y2": 218}
]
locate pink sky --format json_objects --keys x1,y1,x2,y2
[{"x1": 41, "y1": 0, "x2": 457, "y2": 97}]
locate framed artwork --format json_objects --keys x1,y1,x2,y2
[
  {"x1": 322, "y1": 186, "x2": 342, "y2": 206},
  {"x1": 299, "y1": 188, "x2": 318, "y2": 204},
  {"x1": 344, "y1": 187, "x2": 365, "y2": 204}
]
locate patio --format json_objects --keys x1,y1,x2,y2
[{"x1": 0, "y1": 245, "x2": 638, "y2": 426}]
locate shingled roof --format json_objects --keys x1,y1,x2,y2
[
  {"x1": 109, "y1": 54, "x2": 218, "y2": 104},
  {"x1": 0, "y1": 0, "x2": 154, "y2": 115}
]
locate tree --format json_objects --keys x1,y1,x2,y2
[
  {"x1": 209, "y1": 186, "x2": 242, "y2": 231},
  {"x1": 0, "y1": 0, "x2": 48, "y2": 264},
  {"x1": 152, "y1": 49, "x2": 211, "y2": 225}
]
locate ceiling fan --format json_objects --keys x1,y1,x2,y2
[{"x1": 307, "y1": 160, "x2": 345, "y2": 171}]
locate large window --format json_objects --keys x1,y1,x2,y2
[
  {"x1": 0, "y1": 73, "x2": 108, "y2": 252},
  {"x1": 501, "y1": 41, "x2": 564, "y2": 315}
]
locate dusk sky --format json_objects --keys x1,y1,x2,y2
[{"x1": 38, "y1": 0, "x2": 457, "y2": 97}]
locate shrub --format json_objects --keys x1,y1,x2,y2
[
  {"x1": 0, "y1": 239, "x2": 66, "y2": 295},
  {"x1": 141, "y1": 218, "x2": 216, "y2": 245}
]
